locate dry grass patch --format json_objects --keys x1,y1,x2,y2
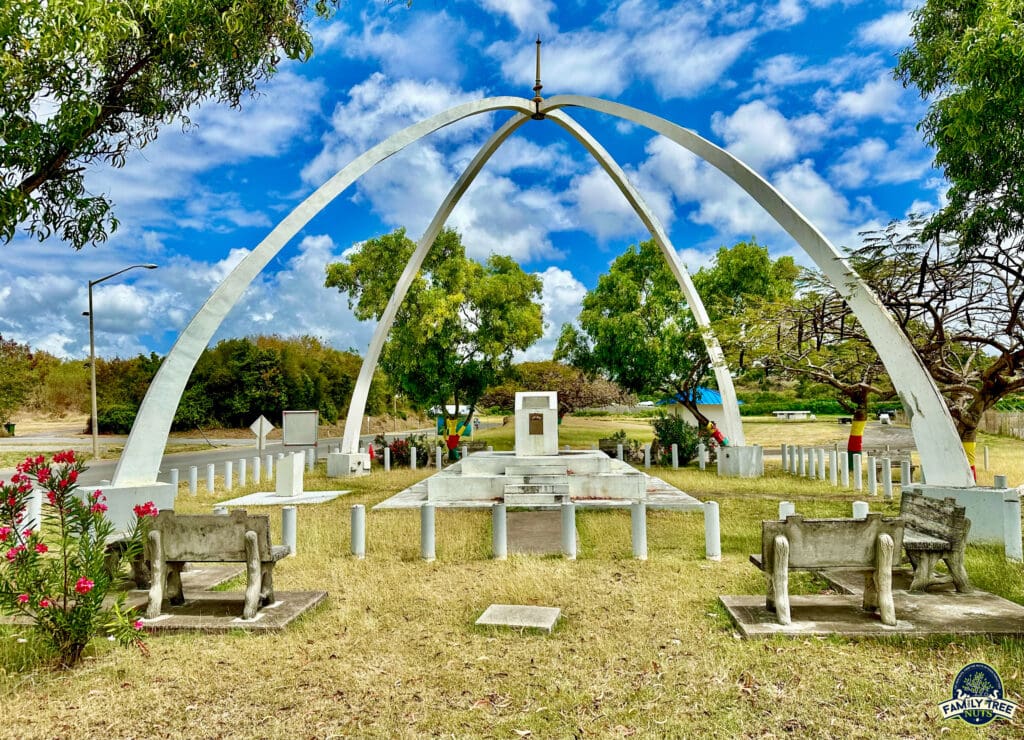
[{"x1": 1, "y1": 430, "x2": 1023, "y2": 738}]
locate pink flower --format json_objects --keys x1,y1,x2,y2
[
  {"x1": 133, "y1": 619, "x2": 144, "y2": 630},
  {"x1": 91, "y1": 490, "x2": 103, "y2": 501},
  {"x1": 90, "y1": 502, "x2": 108, "y2": 514},
  {"x1": 6, "y1": 545, "x2": 24, "y2": 561},
  {"x1": 133, "y1": 501, "x2": 159, "y2": 518},
  {"x1": 38, "y1": 598, "x2": 51, "y2": 608},
  {"x1": 74, "y1": 578, "x2": 94, "y2": 595},
  {"x1": 17, "y1": 594, "x2": 29, "y2": 604},
  {"x1": 34, "y1": 542, "x2": 48, "y2": 554},
  {"x1": 68, "y1": 470, "x2": 78, "y2": 483},
  {"x1": 0, "y1": 526, "x2": 9, "y2": 542}
]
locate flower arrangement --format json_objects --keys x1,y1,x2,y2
[{"x1": 0, "y1": 451, "x2": 156, "y2": 668}]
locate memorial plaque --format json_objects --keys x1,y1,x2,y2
[{"x1": 529, "y1": 413, "x2": 544, "y2": 435}]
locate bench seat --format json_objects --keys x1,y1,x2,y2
[
  {"x1": 146, "y1": 510, "x2": 291, "y2": 620},
  {"x1": 899, "y1": 494, "x2": 971, "y2": 593}
]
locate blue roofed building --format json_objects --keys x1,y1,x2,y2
[{"x1": 656, "y1": 387, "x2": 740, "y2": 428}]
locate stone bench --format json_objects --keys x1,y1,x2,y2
[
  {"x1": 750, "y1": 513, "x2": 904, "y2": 626},
  {"x1": 145, "y1": 510, "x2": 290, "y2": 620},
  {"x1": 899, "y1": 493, "x2": 971, "y2": 593}
]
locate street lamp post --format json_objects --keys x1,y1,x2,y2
[{"x1": 85, "y1": 264, "x2": 158, "y2": 458}]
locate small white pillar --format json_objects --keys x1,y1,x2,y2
[
  {"x1": 213, "y1": 505, "x2": 228, "y2": 516},
  {"x1": 779, "y1": 501, "x2": 795, "y2": 519},
  {"x1": 561, "y1": 502, "x2": 576, "y2": 560},
  {"x1": 351, "y1": 505, "x2": 366, "y2": 559},
  {"x1": 853, "y1": 453, "x2": 863, "y2": 491},
  {"x1": 225, "y1": 460, "x2": 234, "y2": 490},
  {"x1": 852, "y1": 501, "x2": 869, "y2": 520},
  {"x1": 252, "y1": 456, "x2": 261, "y2": 484},
  {"x1": 306, "y1": 448, "x2": 315, "y2": 471},
  {"x1": 901, "y1": 460, "x2": 912, "y2": 486},
  {"x1": 780, "y1": 443, "x2": 788, "y2": 472},
  {"x1": 704, "y1": 501, "x2": 721, "y2": 561},
  {"x1": 435, "y1": 446, "x2": 443, "y2": 470},
  {"x1": 265, "y1": 454, "x2": 273, "y2": 481},
  {"x1": 994, "y1": 474, "x2": 1008, "y2": 488},
  {"x1": 169, "y1": 468, "x2": 179, "y2": 487},
  {"x1": 206, "y1": 463, "x2": 216, "y2": 493},
  {"x1": 420, "y1": 503, "x2": 435, "y2": 562},
  {"x1": 492, "y1": 503, "x2": 507, "y2": 560},
  {"x1": 1004, "y1": 493, "x2": 1022, "y2": 562},
  {"x1": 487, "y1": 446, "x2": 494, "y2": 452},
  {"x1": 410, "y1": 446, "x2": 418, "y2": 471},
  {"x1": 840, "y1": 456, "x2": 850, "y2": 488},
  {"x1": 383, "y1": 445, "x2": 391, "y2": 473},
  {"x1": 808, "y1": 449, "x2": 817, "y2": 479},
  {"x1": 698, "y1": 443, "x2": 706, "y2": 471},
  {"x1": 643, "y1": 444, "x2": 651, "y2": 470},
  {"x1": 617, "y1": 443, "x2": 624, "y2": 462},
  {"x1": 461, "y1": 445, "x2": 468, "y2": 461},
  {"x1": 882, "y1": 459, "x2": 893, "y2": 500},
  {"x1": 829, "y1": 449, "x2": 838, "y2": 486},
  {"x1": 799, "y1": 447, "x2": 807, "y2": 477},
  {"x1": 867, "y1": 456, "x2": 878, "y2": 496},
  {"x1": 671, "y1": 443, "x2": 678, "y2": 469},
  {"x1": 188, "y1": 466, "x2": 198, "y2": 495},
  {"x1": 816, "y1": 448, "x2": 826, "y2": 480},
  {"x1": 631, "y1": 501, "x2": 648, "y2": 560},
  {"x1": 282, "y1": 506, "x2": 297, "y2": 556}
]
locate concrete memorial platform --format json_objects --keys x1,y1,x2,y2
[
  {"x1": 508, "y1": 510, "x2": 575, "y2": 555},
  {"x1": 135, "y1": 590, "x2": 327, "y2": 633},
  {"x1": 722, "y1": 567, "x2": 1024, "y2": 638},
  {"x1": 476, "y1": 604, "x2": 561, "y2": 633},
  {"x1": 217, "y1": 489, "x2": 350, "y2": 508}
]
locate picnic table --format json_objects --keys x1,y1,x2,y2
[{"x1": 772, "y1": 410, "x2": 812, "y2": 420}]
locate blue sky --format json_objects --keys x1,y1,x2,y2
[{"x1": 1, "y1": 0, "x2": 937, "y2": 362}]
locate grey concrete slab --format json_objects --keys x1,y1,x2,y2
[
  {"x1": 217, "y1": 490, "x2": 350, "y2": 507},
  {"x1": 476, "y1": 604, "x2": 561, "y2": 633},
  {"x1": 508, "y1": 510, "x2": 571, "y2": 555},
  {"x1": 721, "y1": 584, "x2": 1024, "y2": 639},
  {"x1": 136, "y1": 590, "x2": 327, "y2": 633}
]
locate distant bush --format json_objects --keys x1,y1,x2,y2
[
  {"x1": 650, "y1": 413, "x2": 699, "y2": 465},
  {"x1": 377, "y1": 433, "x2": 430, "y2": 467},
  {"x1": 96, "y1": 404, "x2": 138, "y2": 434}
]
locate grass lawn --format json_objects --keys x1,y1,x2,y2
[{"x1": 1, "y1": 420, "x2": 1022, "y2": 738}]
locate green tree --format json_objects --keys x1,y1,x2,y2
[
  {"x1": 480, "y1": 360, "x2": 631, "y2": 417},
  {"x1": 556, "y1": 239, "x2": 712, "y2": 424},
  {"x1": 896, "y1": 0, "x2": 1024, "y2": 249},
  {"x1": 1, "y1": 0, "x2": 340, "y2": 248},
  {"x1": 0, "y1": 335, "x2": 33, "y2": 425},
  {"x1": 325, "y1": 228, "x2": 543, "y2": 450}
]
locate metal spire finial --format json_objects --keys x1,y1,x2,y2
[{"x1": 532, "y1": 36, "x2": 545, "y2": 120}]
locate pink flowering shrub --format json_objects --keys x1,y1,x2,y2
[{"x1": 0, "y1": 451, "x2": 157, "y2": 668}]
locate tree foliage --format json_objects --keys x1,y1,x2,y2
[
  {"x1": 896, "y1": 0, "x2": 1024, "y2": 249},
  {"x1": 479, "y1": 361, "x2": 632, "y2": 416},
  {"x1": 325, "y1": 228, "x2": 544, "y2": 428},
  {"x1": 0, "y1": 0, "x2": 340, "y2": 248},
  {"x1": 0, "y1": 335, "x2": 34, "y2": 424}
]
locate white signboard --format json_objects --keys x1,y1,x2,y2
[
  {"x1": 249, "y1": 415, "x2": 274, "y2": 454},
  {"x1": 283, "y1": 410, "x2": 319, "y2": 447}
]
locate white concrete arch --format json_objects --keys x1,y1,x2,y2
[
  {"x1": 338, "y1": 109, "x2": 745, "y2": 454},
  {"x1": 539, "y1": 95, "x2": 973, "y2": 486},
  {"x1": 113, "y1": 97, "x2": 537, "y2": 485}
]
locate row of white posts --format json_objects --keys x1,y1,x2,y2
[
  {"x1": 347, "y1": 500, "x2": 723, "y2": 562},
  {"x1": 779, "y1": 444, "x2": 907, "y2": 500},
  {"x1": 612, "y1": 442, "x2": 707, "y2": 470},
  {"x1": 171, "y1": 448, "x2": 317, "y2": 494}
]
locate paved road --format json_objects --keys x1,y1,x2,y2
[{"x1": 0, "y1": 429, "x2": 437, "y2": 487}]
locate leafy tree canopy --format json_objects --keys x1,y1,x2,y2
[
  {"x1": 556, "y1": 239, "x2": 709, "y2": 413},
  {"x1": 1, "y1": 0, "x2": 340, "y2": 248},
  {"x1": 479, "y1": 360, "x2": 632, "y2": 417},
  {"x1": 692, "y1": 238, "x2": 798, "y2": 321},
  {"x1": 896, "y1": 0, "x2": 1024, "y2": 249},
  {"x1": 325, "y1": 228, "x2": 544, "y2": 424}
]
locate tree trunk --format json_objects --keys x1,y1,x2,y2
[{"x1": 846, "y1": 405, "x2": 868, "y2": 469}]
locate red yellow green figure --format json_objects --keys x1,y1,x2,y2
[
  {"x1": 962, "y1": 439, "x2": 977, "y2": 481},
  {"x1": 706, "y1": 421, "x2": 729, "y2": 447},
  {"x1": 846, "y1": 410, "x2": 867, "y2": 469}
]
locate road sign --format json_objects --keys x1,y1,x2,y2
[{"x1": 250, "y1": 415, "x2": 275, "y2": 455}]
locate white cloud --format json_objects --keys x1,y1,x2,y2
[
  {"x1": 342, "y1": 11, "x2": 469, "y2": 84},
  {"x1": 477, "y1": 0, "x2": 556, "y2": 34},
  {"x1": 831, "y1": 70, "x2": 912, "y2": 123},
  {"x1": 711, "y1": 101, "x2": 802, "y2": 171},
  {"x1": 518, "y1": 266, "x2": 587, "y2": 360},
  {"x1": 856, "y1": 10, "x2": 913, "y2": 49},
  {"x1": 829, "y1": 135, "x2": 931, "y2": 188}
]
